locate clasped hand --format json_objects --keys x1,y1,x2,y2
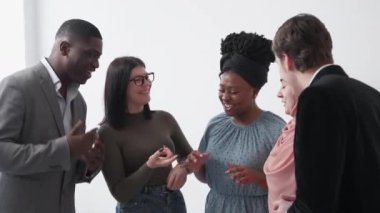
[
  {"x1": 146, "y1": 146, "x2": 177, "y2": 169},
  {"x1": 146, "y1": 146, "x2": 190, "y2": 191},
  {"x1": 67, "y1": 120, "x2": 105, "y2": 172},
  {"x1": 225, "y1": 164, "x2": 263, "y2": 186},
  {"x1": 184, "y1": 150, "x2": 209, "y2": 172}
]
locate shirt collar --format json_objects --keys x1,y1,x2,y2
[
  {"x1": 41, "y1": 57, "x2": 61, "y2": 92},
  {"x1": 40, "y1": 57, "x2": 80, "y2": 98},
  {"x1": 307, "y1": 64, "x2": 334, "y2": 86}
]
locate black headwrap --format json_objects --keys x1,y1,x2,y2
[
  {"x1": 220, "y1": 53, "x2": 269, "y2": 89},
  {"x1": 219, "y1": 32, "x2": 274, "y2": 90}
]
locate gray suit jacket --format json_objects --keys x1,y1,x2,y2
[{"x1": 0, "y1": 63, "x2": 89, "y2": 213}]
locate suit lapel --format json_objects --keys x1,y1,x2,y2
[
  {"x1": 34, "y1": 64, "x2": 65, "y2": 136},
  {"x1": 311, "y1": 65, "x2": 348, "y2": 85}
]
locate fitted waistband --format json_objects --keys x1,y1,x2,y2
[{"x1": 142, "y1": 185, "x2": 175, "y2": 193}]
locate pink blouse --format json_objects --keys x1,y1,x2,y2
[{"x1": 264, "y1": 118, "x2": 296, "y2": 213}]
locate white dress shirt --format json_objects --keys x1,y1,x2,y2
[{"x1": 41, "y1": 58, "x2": 80, "y2": 134}]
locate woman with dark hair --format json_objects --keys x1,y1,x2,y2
[
  {"x1": 99, "y1": 56, "x2": 193, "y2": 213},
  {"x1": 185, "y1": 32, "x2": 285, "y2": 213}
]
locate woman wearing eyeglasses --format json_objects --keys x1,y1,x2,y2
[{"x1": 99, "y1": 56, "x2": 193, "y2": 213}]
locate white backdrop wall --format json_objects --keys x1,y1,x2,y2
[
  {"x1": 1, "y1": 0, "x2": 379, "y2": 212},
  {"x1": 0, "y1": 1, "x2": 25, "y2": 78}
]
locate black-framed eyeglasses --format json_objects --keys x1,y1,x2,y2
[{"x1": 129, "y1": 72, "x2": 155, "y2": 86}]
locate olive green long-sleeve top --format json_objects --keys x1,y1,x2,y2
[{"x1": 99, "y1": 110, "x2": 193, "y2": 203}]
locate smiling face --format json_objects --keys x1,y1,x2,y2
[
  {"x1": 127, "y1": 66, "x2": 152, "y2": 113},
  {"x1": 278, "y1": 78, "x2": 298, "y2": 116},
  {"x1": 275, "y1": 55, "x2": 302, "y2": 117},
  {"x1": 277, "y1": 54, "x2": 304, "y2": 94},
  {"x1": 64, "y1": 37, "x2": 103, "y2": 84},
  {"x1": 218, "y1": 71, "x2": 256, "y2": 119}
]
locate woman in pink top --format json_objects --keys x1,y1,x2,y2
[{"x1": 264, "y1": 77, "x2": 298, "y2": 213}]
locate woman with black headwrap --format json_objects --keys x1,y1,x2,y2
[{"x1": 184, "y1": 32, "x2": 285, "y2": 213}]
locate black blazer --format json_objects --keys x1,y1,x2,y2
[{"x1": 288, "y1": 65, "x2": 380, "y2": 213}]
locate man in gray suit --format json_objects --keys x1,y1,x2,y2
[{"x1": 0, "y1": 19, "x2": 104, "y2": 213}]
